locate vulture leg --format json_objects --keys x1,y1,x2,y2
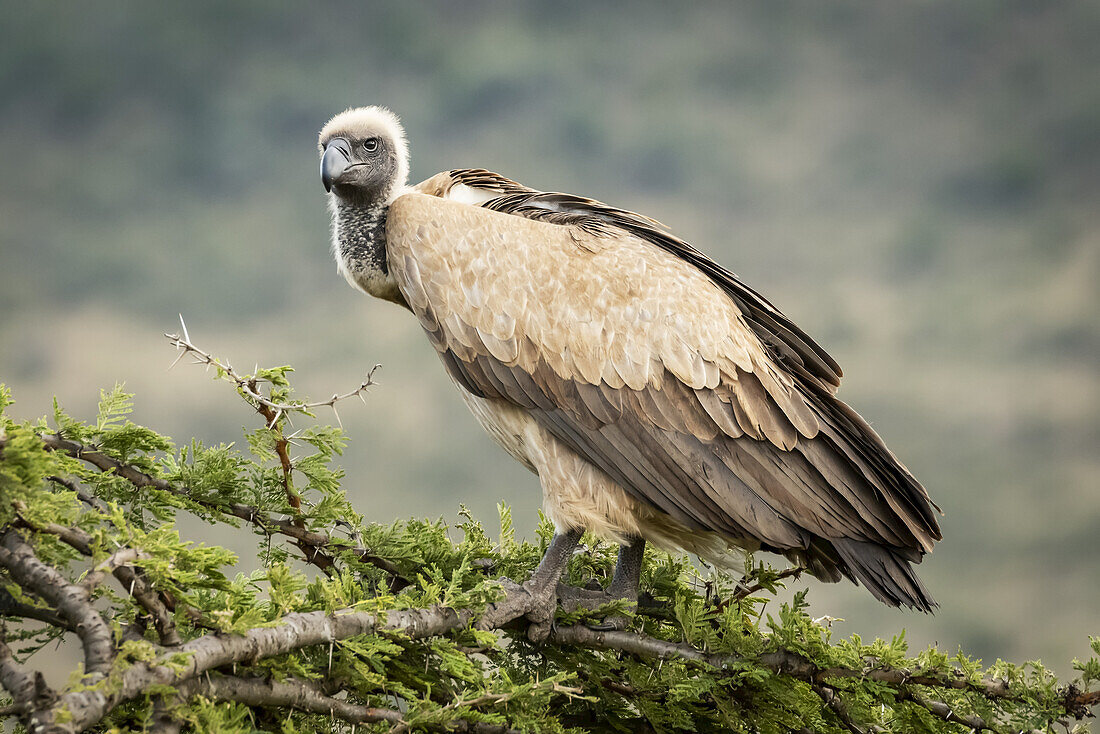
[
  {"x1": 559, "y1": 536, "x2": 646, "y2": 631},
  {"x1": 608, "y1": 536, "x2": 646, "y2": 600},
  {"x1": 479, "y1": 527, "x2": 583, "y2": 641},
  {"x1": 528, "y1": 527, "x2": 585, "y2": 596}
]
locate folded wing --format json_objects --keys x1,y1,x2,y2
[{"x1": 388, "y1": 187, "x2": 940, "y2": 609}]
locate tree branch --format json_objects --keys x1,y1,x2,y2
[
  {"x1": 812, "y1": 682, "x2": 867, "y2": 734},
  {"x1": 0, "y1": 633, "x2": 37, "y2": 708},
  {"x1": 179, "y1": 674, "x2": 403, "y2": 725},
  {"x1": 12, "y1": 509, "x2": 181, "y2": 646},
  {"x1": 6, "y1": 567, "x2": 1093, "y2": 733},
  {"x1": 38, "y1": 434, "x2": 409, "y2": 587},
  {"x1": 178, "y1": 674, "x2": 526, "y2": 733},
  {"x1": 0, "y1": 530, "x2": 114, "y2": 679},
  {"x1": 80, "y1": 548, "x2": 143, "y2": 593},
  {"x1": 548, "y1": 623, "x2": 1074, "y2": 730},
  {"x1": 47, "y1": 475, "x2": 108, "y2": 514},
  {"x1": 37, "y1": 602, "x2": 475, "y2": 732},
  {"x1": 0, "y1": 588, "x2": 75, "y2": 632},
  {"x1": 894, "y1": 685, "x2": 1003, "y2": 732}
]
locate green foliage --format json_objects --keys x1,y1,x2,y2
[
  {"x1": 3, "y1": 1, "x2": 1099, "y2": 675},
  {"x1": 0, "y1": 365, "x2": 1095, "y2": 733}
]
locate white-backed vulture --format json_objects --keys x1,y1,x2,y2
[{"x1": 318, "y1": 106, "x2": 942, "y2": 624}]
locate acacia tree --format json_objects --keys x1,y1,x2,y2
[{"x1": 0, "y1": 331, "x2": 1096, "y2": 733}]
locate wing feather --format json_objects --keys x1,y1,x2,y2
[{"x1": 387, "y1": 190, "x2": 941, "y2": 599}]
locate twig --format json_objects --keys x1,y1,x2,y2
[
  {"x1": 729, "y1": 566, "x2": 805, "y2": 604},
  {"x1": 251, "y1": 381, "x2": 302, "y2": 516},
  {"x1": 11, "y1": 506, "x2": 92, "y2": 556},
  {"x1": 811, "y1": 682, "x2": 880, "y2": 734},
  {"x1": 166, "y1": 318, "x2": 379, "y2": 572},
  {"x1": 47, "y1": 475, "x2": 108, "y2": 514},
  {"x1": 894, "y1": 686, "x2": 1001, "y2": 732},
  {"x1": 820, "y1": 663, "x2": 1011, "y2": 702},
  {"x1": 0, "y1": 588, "x2": 75, "y2": 632},
  {"x1": 165, "y1": 318, "x2": 379, "y2": 422},
  {"x1": 81, "y1": 548, "x2": 144, "y2": 592}
]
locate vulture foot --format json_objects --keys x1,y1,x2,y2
[
  {"x1": 555, "y1": 538, "x2": 647, "y2": 631},
  {"x1": 556, "y1": 583, "x2": 635, "y2": 630},
  {"x1": 477, "y1": 528, "x2": 584, "y2": 641},
  {"x1": 476, "y1": 533, "x2": 649, "y2": 638}
]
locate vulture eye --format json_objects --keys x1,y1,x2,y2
[{"x1": 363, "y1": 138, "x2": 380, "y2": 153}]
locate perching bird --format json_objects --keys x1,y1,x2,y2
[{"x1": 318, "y1": 106, "x2": 941, "y2": 626}]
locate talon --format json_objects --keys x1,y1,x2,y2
[{"x1": 587, "y1": 610, "x2": 633, "y2": 631}]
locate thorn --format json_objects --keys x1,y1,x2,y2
[
  {"x1": 178, "y1": 314, "x2": 190, "y2": 344},
  {"x1": 332, "y1": 405, "x2": 343, "y2": 430},
  {"x1": 168, "y1": 349, "x2": 187, "y2": 371}
]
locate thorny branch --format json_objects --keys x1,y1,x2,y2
[
  {"x1": 730, "y1": 565, "x2": 805, "y2": 603},
  {"x1": 163, "y1": 319, "x2": 386, "y2": 577},
  {"x1": 165, "y1": 315, "x2": 379, "y2": 429}
]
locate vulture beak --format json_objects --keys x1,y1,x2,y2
[{"x1": 321, "y1": 137, "x2": 353, "y2": 192}]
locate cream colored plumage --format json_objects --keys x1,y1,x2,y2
[{"x1": 319, "y1": 106, "x2": 942, "y2": 614}]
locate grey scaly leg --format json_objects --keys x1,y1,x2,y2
[
  {"x1": 608, "y1": 537, "x2": 645, "y2": 600},
  {"x1": 478, "y1": 527, "x2": 583, "y2": 640},
  {"x1": 558, "y1": 536, "x2": 646, "y2": 631},
  {"x1": 527, "y1": 527, "x2": 585, "y2": 594}
]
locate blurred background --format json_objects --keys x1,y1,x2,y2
[{"x1": 1, "y1": 2, "x2": 1097, "y2": 672}]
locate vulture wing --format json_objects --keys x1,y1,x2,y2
[
  {"x1": 430, "y1": 169, "x2": 844, "y2": 393},
  {"x1": 388, "y1": 178, "x2": 941, "y2": 610}
]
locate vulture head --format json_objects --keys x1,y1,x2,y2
[{"x1": 318, "y1": 106, "x2": 410, "y2": 303}]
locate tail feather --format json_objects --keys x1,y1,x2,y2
[{"x1": 831, "y1": 539, "x2": 937, "y2": 612}]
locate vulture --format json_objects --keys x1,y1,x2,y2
[{"x1": 318, "y1": 106, "x2": 942, "y2": 623}]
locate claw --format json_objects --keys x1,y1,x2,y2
[
  {"x1": 477, "y1": 531, "x2": 644, "y2": 640},
  {"x1": 585, "y1": 617, "x2": 629, "y2": 632}
]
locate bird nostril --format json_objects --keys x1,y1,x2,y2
[{"x1": 325, "y1": 137, "x2": 352, "y2": 162}]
